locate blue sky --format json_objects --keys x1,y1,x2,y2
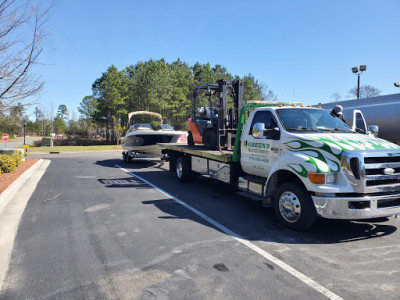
[{"x1": 34, "y1": 0, "x2": 400, "y2": 118}]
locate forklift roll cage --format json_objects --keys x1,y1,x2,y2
[{"x1": 192, "y1": 79, "x2": 243, "y2": 150}]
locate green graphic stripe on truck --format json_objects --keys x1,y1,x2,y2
[{"x1": 283, "y1": 135, "x2": 400, "y2": 177}]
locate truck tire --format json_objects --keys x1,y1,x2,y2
[
  {"x1": 187, "y1": 132, "x2": 194, "y2": 146},
  {"x1": 127, "y1": 153, "x2": 132, "y2": 163},
  {"x1": 274, "y1": 182, "x2": 316, "y2": 230},
  {"x1": 122, "y1": 152, "x2": 127, "y2": 162},
  {"x1": 169, "y1": 158, "x2": 177, "y2": 172},
  {"x1": 176, "y1": 156, "x2": 191, "y2": 182},
  {"x1": 203, "y1": 130, "x2": 217, "y2": 149}
]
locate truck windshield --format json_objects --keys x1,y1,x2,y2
[{"x1": 275, "y1": 108, "x2": 351, "y2": 133}]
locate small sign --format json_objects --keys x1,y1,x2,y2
[
  {"x1": 179, "y1": 133, "x2": 187, "y2": 143},
  {"x1": 23, "y1": 144, "x2": 29, "y2": 148},
  {"x1": 2, "y1": 133, "x2": 9, "y2": 141}
]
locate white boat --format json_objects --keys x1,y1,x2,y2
[{"x1": 121, "y1": 111, "x2": 187, "y2": 156}]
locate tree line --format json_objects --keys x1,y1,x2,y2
[
  {"x1": 0, "y1": 102, "x2": 88, "y2": 138},
  {"x1": 78, "y1": 58, "x2": 277, "y2": 143},
  {"x1": 0, "y1": 58, "x2": 276, "y2": 141}
]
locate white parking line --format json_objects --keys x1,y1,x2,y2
[{"x1": 116, "y1": 165, "x2": 343, "y2": 300}]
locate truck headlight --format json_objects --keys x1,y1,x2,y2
[{"x1": 308, "y1": 173, "x2": 337, "y2": 185}]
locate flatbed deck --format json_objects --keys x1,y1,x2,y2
[{"x1": 159, "y1": 143, "x2": 234, "y2": 162}]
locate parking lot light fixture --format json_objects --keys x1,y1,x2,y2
[
  {"x1": 352, "y1": 65, "x2": 367, "y2": 99},
  {"x1": 395, "y1": 82, "x2": 400, "y2": 88}
]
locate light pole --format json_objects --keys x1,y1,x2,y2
[
  {"x1": 23, "y1": 122, "x2": 26, "y2": 145},
  {"x1": 351, "y1": 65, "x2": 367, "y2": 99}
]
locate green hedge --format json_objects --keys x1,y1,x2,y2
[
  {"x1": 32, "y1": 138, "x2": 113, "y2": 147},
  {"x1": 0, "y1": 154, "x2": 17, "y2": 173}
]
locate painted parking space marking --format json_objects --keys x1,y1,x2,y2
[{"x1": 116, "y1": 165, "x2": 343, "y2": 300}]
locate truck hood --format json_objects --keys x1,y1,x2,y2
[{"x1": 281, "y1": 132, "x2": 400, "y2": 176}]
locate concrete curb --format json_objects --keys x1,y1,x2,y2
[{"x1": 0, "y1": 159, "x2": 51, "y2": 291}]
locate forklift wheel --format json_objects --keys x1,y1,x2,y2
[
  {"x1": 187, "y1": 132, "x2": 194, "y2": 146},
  {"x1": 203, "y1": 131, "x2": 217, "y2": 149}
]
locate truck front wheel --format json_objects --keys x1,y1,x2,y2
[
  {"x1": 274, "y1": 182, "x2": 316, "y2": 230},
  {"x1": 176, "y1": 157, "x2": 191, "y2": 182}
]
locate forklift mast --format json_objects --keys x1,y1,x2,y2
[
  {"x1": 191, "y1": 79, "x2": 243, "y2": 150},
  {"x1": 217, "y1": 79, "x2": 243, "y2": 150}
]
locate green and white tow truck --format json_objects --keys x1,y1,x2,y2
[{"x1": 160, "y1": 101, "x2": 400, "y2": 230}]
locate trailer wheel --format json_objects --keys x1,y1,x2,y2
[
  {"x1": 187, "y1": 132, "x2": 194, "y2": 146},
  {"x1": 274, "y1": 182, "x2": 316, "y2": 230},
  {"x1": 176, "y1": 157, "x2": 191, "y2": 182},
  {"x1": 203, "y1": 130, "x2": 217, "y2": 149}
]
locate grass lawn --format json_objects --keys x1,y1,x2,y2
[{"x1": 20, "y1": 145, "x2": 123, "y2": 153}]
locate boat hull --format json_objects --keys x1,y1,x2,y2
[{"x1": 121, "y1": 132, "x2": 187, "y2": 155}]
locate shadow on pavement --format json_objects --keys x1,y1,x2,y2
[
  {"x1": 141, "y1": 195, "x2": 397, "y2": 245},
  {"x1": 95, "y1": 158, "x2": 161, "y2": 169},
  {"x1": 98, "y1": 158, "x2": 398, "y2": 245}
]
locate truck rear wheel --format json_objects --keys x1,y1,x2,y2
[
  {"x1": 274, "y1": 182, "x2": 316, "y2": 230},
  {"x1": 176, "y1": 156, "x2": 191, "y2": 182}
]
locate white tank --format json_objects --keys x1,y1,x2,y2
[{"x1": 317, "y1": 93, "x2": 400, "y2": 144}]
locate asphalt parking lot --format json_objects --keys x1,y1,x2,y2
[{"x1": 0, "y1": 151, "x2": 399, "y2": 299}]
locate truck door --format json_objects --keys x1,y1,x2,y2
[
  {"x1": 240, "y1": 110, "x2": 281, "y2": 177},
  {"x1": 352, "y1": 109, "x2": 367, "y2": 133}
]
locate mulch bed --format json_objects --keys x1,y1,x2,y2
[{"x1": 0, "y1": 158, "x2": 40, "y2": 194}]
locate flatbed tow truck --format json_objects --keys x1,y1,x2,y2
[{"x1": 158, "y1": 80, "x2": 400, "y2": 230}]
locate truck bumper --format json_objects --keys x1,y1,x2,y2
[{"x1": 312, "y1": 193, "x2": 400, "y2": 219}]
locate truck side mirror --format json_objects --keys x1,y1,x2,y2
[
  {"x1": 265, "y1": 127, "x2": 280, "y2": 140},
  {"x1": 368, "y1": 125, "x2": 379, "y2": 137},
  {"x1": 252, "y1": 123, "x2": 265, "y2": 139}
]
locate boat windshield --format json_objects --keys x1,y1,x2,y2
[
  {"x1": 131, "y1": 123, "x2": 153, "y2": 130},
  {"x1": 275, "y1": 108, "x2": 352, "y2": 133},
  {"x1": 157, "y1": 124, "x2": 174, "y2": 131}
]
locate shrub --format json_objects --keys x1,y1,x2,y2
[
  {"x1": 33, "y1": 138, "x2": 112, "y2": 147},
  {"x1": 52, "y1": 138, "x2": 111, "y2": 146},
  {"x1": 0, "y1": 154, "x2": 17, "y2": 173},
  {"x1": 12, "y1": 151, "x2": 23, "y2": 166}
]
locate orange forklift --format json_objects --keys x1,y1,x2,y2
[{"x1": 187, "y1": 79, "x2": 243, "y2": 150}]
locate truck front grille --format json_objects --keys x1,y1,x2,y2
[
  {"x1": 342, "y1": 150, "x2": 400, "y2": 193},
  {"x1": 364, "y1": 155, "x2": 400, "y2": 188}
]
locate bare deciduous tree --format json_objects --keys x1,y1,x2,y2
[
  {"x1": 348, "y1": 84, "x2": 381, "y2": 99},
  {"x1": 261, "y1": 83, "x2": 278, "y2": 101},
  {"x1": 0, "y1": 0, "x2": 51, "y2": 115},
  {"x1": 330, "y1": 92, "x2": 341, "y2": 102}
]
